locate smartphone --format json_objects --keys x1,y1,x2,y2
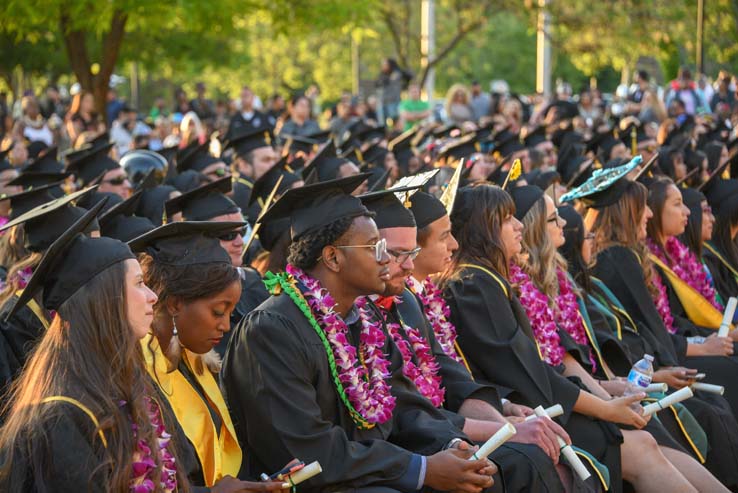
[{"x1": 693, "y1": 373, "x2": 706, "y2": 380}]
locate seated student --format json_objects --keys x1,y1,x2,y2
[
  {"x1": 0, "y1": 187, "x2": 100, "y2": 406},
  {"x1": 439, "y1": 183, "x2": 706, "y2": 493},
  {"x1": 131, "y1": 221, "x2": 286, "y2": 492},
  {"x1": 702, "y1": 178, "x2": 738, "y2": 302},
  {"x1": 360, "y1": 188, "x2": 590, "y2": 492},
  {"x1": 508, "y1": 184, "x2": 727, "y2": 491},
  {"x1": 222, "y1": 176, "x2": 496, "y2": 493},
  {"x1": 560, "y1": 202, "x2": 738, "y2": 489},
  {"x1": 0, "y1": 204, "x2": 181, "y2": 492}
]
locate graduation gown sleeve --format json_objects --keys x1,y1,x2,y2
[
  {"x1": 592, "y1": 246, "x2": 684, "y2": 367},
  {"x1": 221, "y1": 296, "x2": 423, "y2": 493},
  {"x1": 703, "y1": 244, "x2": 738, "y2": 302}
]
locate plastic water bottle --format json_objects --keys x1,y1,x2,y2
[{"x1": 624, "y1": 354, "x2": 654, "y2": 410}]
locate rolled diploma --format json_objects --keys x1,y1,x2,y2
[
  {"x1": 718, "y1": 297, "x2": 737, "y2": 337},
  {"x1": 524, "y1": 404, "x2": 564, "y2": 421},
  {"x1": 534, "y1": 406, "x2": 591, "y2": 481},
  {"x1": 642, "y1": 387, "x2": 694, "y2": 416},
  {"x1": 690, "y1": 382, "x2": 725, "y2": 395},
  {"x1": 469, "y1": 422, "x2": 516, "y2": 460},
  {"x1": 286, "y1": 461, "x2": 322, "y2": 486},
  {"x1": 644, "y1": 383, "x2": 668, "y2": 393}
]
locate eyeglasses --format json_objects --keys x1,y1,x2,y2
[
  {"x1": 387, "y1": 246, "x2": 422, "y2": 264},
  {"x1": 218, "y1": 226, "x2": 248, "y2": 241},
  {"x1": 103, "y1": 176, "x2": 129, "y2": 186},
  {"x1": 335, "y1": 238, "x2": 387, "y2": 262}
]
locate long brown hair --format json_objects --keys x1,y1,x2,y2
[
  {"x1": 645, "y1": 177, "x2": 675, "y2": 257},
  {"x1": 442, "y1": 183, "x2": 515, "y2": 284},
  {"x1": 591, "y1": 180, "x2": 657, "y2": 296},
  {"x1": 0, "y1": 261, "x2": 188, "y2": 492},
  {"x1": 520, "y1": 196, "x2": 565, "y2": 299},
  {"x1": 0, "y1": 226, "x2": 38, "y2": 308}
]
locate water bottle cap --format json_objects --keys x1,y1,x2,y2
[{"x1": 644, "y1": 354, "x2": 654, "y2": 362}]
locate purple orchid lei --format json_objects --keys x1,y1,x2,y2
[
  {"x1": 129, "y1": 396, "x2": 177, "y2": 493},
  {"x1": 509, "y1": 262, "x2": 566, "y2": 366},
  {"x1": 648, "y1": 237, "x2": 723, "y2": 311},
  {"x1": 287, "y1": 264, "x2": 396, "y2": 425},
  {"x1": 555, "y1": 268, "x2": 597, "y2": 371},
  {"x1": 405, "y1": 276, "x2": 464, "y2": 364},
  {"x1": 370, "y1": 294, "x2": 446, "y2": 407}
]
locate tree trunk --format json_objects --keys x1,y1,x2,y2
[{"x1": 59, "y1": 8, "x2": 128, "y2": 125}]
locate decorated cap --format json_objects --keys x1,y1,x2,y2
[
  {"x1": 128, "y1": 220, "x2": 244, "y2": 266},
  {"x1": 7, "y1": 200, "x2": 134, "y2": 319},
  {"x1": 164, "y1": 176, "x2": 240, "y2": 221},
  {"x1": 260, "y1": 173, "x2": 371, "y2": 240},
  {"x1": 560, "y1": 155, "x2": 642, "y2": 208}
]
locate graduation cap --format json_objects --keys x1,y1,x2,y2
[
  {"x1": 7, "y1": 170, "x2": 71, "y2": 190},
  {"x1": 408, "y1": 191, "x2": 448, "y2": 229},
  {"x1": 128, "y1": 220, "x2": 245, "y2": 266},
  {"x1": 339, "y1": 146, "x2": 364, "y2": 166},
  {"x1": 90, "y1": 131, "x2": 111, "y2": 149},
  {"x1": 436, "y1": 135, "x2": 480, "y2": 164},
  {"x1": 156, "y1": 145, "x2": 179, "y2": 166},
  {"x1": 248, "y1": 157, "x2": 302, "y2": 208},
  {"x1": 165, "y1": 176, "x2": 240, "y2": 222},
  {"x1": 704, "y1": 179, "x2": 738, "y2": 219},
  {"x1": 256, "y1": 217, "x2": 290, "y2": 252},
  {"x1": 66, "y1": 142, "x2": 120, "y2": 186},
  {"x1": 260, "y1": 173, "x2": 371, "y2": 240},
  {"x1": 560, "y1": 155, "x2": 643, "y2": 209},
  {"x1": 356, "y1": 124, "x2": 386, "y2": 144},
  {"x1": 7, "y1": 199, "x2": 134, "y2": 320},
  {"x1": 77, "y1": 191, "x2": 123, "y2": 213},
  {"x1": 23, "y1": 147, "x2": 64, "y2": 174},
  {"x1": 439, "y1": 158, "x2": 464, "y2": 213},
  {"x1": 494, "y1": 130, "x2": 525, "y2": 158},
  {"x1": 509, "y1": 185, "x2": 545, "y2": 220},
  {"x1": 587, "y1": 129, "x2": 623, "y2": 161},
  {"x1": 169, "y1": 169, "x2": 209, "y2": 193},
  {"x1": 359, "y1": 185, "x2": 421, "y2": 229},
  {"x1": 364, "y1": 167, "x2": 390, "y2": 192},
  {"x1": 362, "y1": 144, "x2": 389, "y2": 166},
  {"x1": 523, "y1": 126, "x2": 548, "y2": 149},
  {"x1": 300, "y1": 141, "x2": 348, "y2": 181},
  {"x1": 0, "y1": 186, "x2": 101, "y2": 253},
  {"x1": 698, "y1": 155, "x2": 732, "y2": 194},
  {"x1": 227, "y1": 128, "x2": 273, "y2": 158},
  {"x1": 526, "y1": 169, "x2": 561, "y2": 191},
  {"x1": 99, "y1": 191, "x2": 156, "y2": 242},
  {"x1": 550, "y1": 123, "x2": 577, "y2": 149},
  {"x1": 306, "y1": 129, "x2": 332, "y2": 143},
  {"x1": 175, "y1": 141, "x2": 222, "y2": 173},
  {"x1": 281, "y1": 135, "x2": 319, "y2": 156},
  {"x1": 0, "y1": 182, "x2": 63, "y2": 220},
  {"x1": 26, "y1": 141, "x2": 48, "y2": 160},
  {"x1": 431, "y1": 123, "x2": 459, "y2": 139},
  {"x1": 136, "y1": 184, "x2": 178, "y2": 226}
]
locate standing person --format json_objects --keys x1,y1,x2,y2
[
  {"x1": 470, "y1": 81, "x2": 491, "y2": 121},
  {"x1": 64, "y1": 91, "x2": 103, "y2": 147},
  {"x1": 277, "y1": 94, "x2": 321, "y2": 138},
  {"x1": 398, "y1": 83, "x2": 431, "y2": 131},
  {"x1": 15, "y1": 96, "x2": 53, "y2": 147},
  {"x1": 665, "y1": 67, "x2": 704, "y2": 116},
  {"x1": 444, "y1": 84, "x2": 474, "y2": 126},
  {"x1": 0, "y1": 206, "x2": 183, "y2": 492},
  {"x1": 710, "y1": 72, "x2": 736, "y2": 113},
  {"x1": 189, "y1": 82, "x2": 216, "y2": 122},
  {"x1": 377, "y1": 58, "x2": 408, "y2": 127},
  {"x1": 227, "y1": 86, "x2": 273, "y2": 139},
  {"x1": 222, "y1": 176, "x2": 497, "y2": 493}
]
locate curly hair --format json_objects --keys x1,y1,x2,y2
[{"x1": 287, "y1": 216, "x2": 358, "y2": 270}]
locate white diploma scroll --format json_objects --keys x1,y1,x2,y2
[
  {"x1": 286, "y1": 461, "x2": 322, "y2": 486},
  {"x1": 690, "y1": 382, "x2": 725, "y2": 395},
  {"x1": 718, "y1": 297, "x2": 737, "y2": 337},
  {"x1": 642, "y1": 387, "x2": 694, "y2": 416},
  {"x1": 524, "y1": 404, "x2": 564, "y2": 421},
  {"x1": 534, "y1": 406, "x2": 591, "y2": 481},
  {"x1": 644, "y1": 383, "x2": 668, "y2": 393},
  {"x1": 469, "y1": 422, "x2": 516, "y2": 460}
]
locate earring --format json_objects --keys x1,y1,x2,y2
[{"x1": 172, "y1": 315, "x2": 178, "y2": 336}]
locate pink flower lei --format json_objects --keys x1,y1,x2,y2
[
  {"x1": 406, "y1": 276, "x2": 464, "y2": 365},
  {"x1": 287, "y1": 264, "x2": 396, "y2": 425},
  {"x1": 648, "y1": 237, "x2": 723, "y2": 311},
  {"x1": 555, "y1": 268, "x2": 597, "y2": 371},
  {"x1": 128, "y1": 396, "x2": 177, "y2": 493},
  {"x1": 369, "y1": 294, "x2": 446, "y2": 407},
  {"x1": 509, "y1": 263, "x2": 566, "y2": 366},
  {"x1": 649, "y1": 268, "x2": 677, "y2": 334}
]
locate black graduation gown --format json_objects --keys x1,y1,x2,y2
[
  {"x1": 1, "y1": 402, "x2": 109, "y2": 492},
  {"x1": 214, "y1": 267, "x2": 269, "y2": 357},
  {"x1": 593, "y1": 247, "x2": 738, "y2": 488},
  {"x1": 221, "y1": 292, "x2": 466, "y2": 493},
  {"x1": 231, "y1": 177, "x2": 253, "y2": 222},
  {"x1": 703, "y1": 242, "x2": 738, "y2": 303},
  {"x1": 0, "y1": 295, "x2": 48, "y2": 408},
  {"x1": 444, "y1": 264, "x2": 623, "y2": 492},
  {"x1": 387, "y1": 291, "x2": 569, "y2": 493}
]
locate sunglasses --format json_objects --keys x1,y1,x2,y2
[
  {"x1": 103, "y1": 176, "x2": 128, "y2": 186},
  {"x1": 387, "y1": 246, "x2": 422, "y2": 264},
  {"x1": 218, "y1": 226, "x2": 248, "y2": 241},
  {"x1": 335, "y1": 238, "x2": 387, "y2": 262}
]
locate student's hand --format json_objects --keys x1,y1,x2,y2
[
  {"x1": 603, "y1": 394, "x2": 649, "y2": 428},
  {"x1": 511, "y1": 417, "x2": 569, "y2": 463},
  {"x1": 425, "y1": 448, "x2": 496, "y2": 493},
  {"x1": 599, "y1": 378, "x2": 627, "y2": 397},
  {"x1": 700, "y1": 334, "x2": 734, "y2": 356},
  {"x1": 502, "y1": 401, "x2": 534, "y2": 418},
  {"x1": 652, "y1": 367, "x2": 698, "y2": 388},
  {"x1": 211, "y1": 476, "x2": 288, "y2": 493}
]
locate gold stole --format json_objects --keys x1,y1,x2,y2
[
  {"x1": 141, "y1": 334, "x2": 242, "y2": 486},
  {"x1": 704, "y1": 242, "x2": 738, "y2": 281},
  {"x1": 648, "y1": 254, "x2": 723, "y2": 329},
  {"x1": 15, "y1": 289, "x2": 49, "y2": 329}
]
